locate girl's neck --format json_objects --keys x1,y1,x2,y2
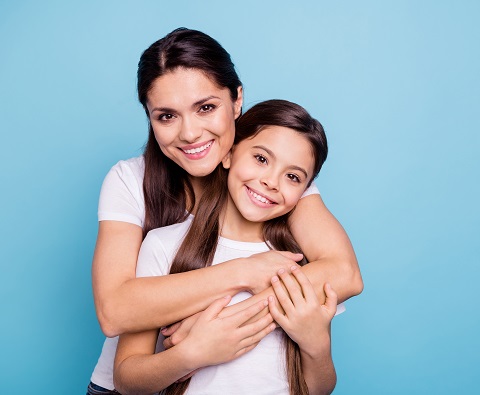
[{"x1": 219, "y1": 194, "x2": 265, "y2": 243}]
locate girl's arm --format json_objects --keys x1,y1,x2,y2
[
  {"x1": 113, "y1": 297, "x2": 276, "y2": 395},
  {"x1": 268, "y1": 267, "x2": 338, "y2": 395},
  {"x1": 288, "y1": 194, "x2": 363, "y2": 303},
  {"x1": 92, "y1": 221, "x2": 301, "y2": 337}
]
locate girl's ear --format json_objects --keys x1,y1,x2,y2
[{"x1": 222, "y1": 151, "x2": 232, "y2": 169}]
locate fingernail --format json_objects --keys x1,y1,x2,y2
[
  {"x1": 278, "y1": 269, "x2": 285, "y2": 275},
  {"x1": 268, "y1": 295, "x2": 274, "y2": 302},
  {"x1": 272, "y1": 276, "x2": 279, "y2": 283},
  {"x1": 161, "y1": 327, "x2": 167, "y2": 333},
  {"x1": 291, "y1": 265, "x2": 297, "y2": 271},
  {"x1": 263, "y1": 299, "x2": 268, "y2": 306}
]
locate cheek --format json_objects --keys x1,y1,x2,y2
[{"x1": 153, "y1": 126, "x2": 177, "y2": 148}]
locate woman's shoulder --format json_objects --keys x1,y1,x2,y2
[{"x1": 108, "y1": 155, "x2": 145, "y2": 181}]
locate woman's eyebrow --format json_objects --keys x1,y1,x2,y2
[
  {"x1": 192, "y1": 95, "x2": 221, "y2": 108},
  {"x1": 150, "y1": 96, "x2": 221, "y2": 113},
  {"x1": 252, "y1": 145, "x2": 309, "y2": 178}
]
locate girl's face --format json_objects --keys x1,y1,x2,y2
[
  {"x1": 223, "y1": 126, "x2": 315, "y2": 225},
  {"x1": 147, "y1": 68, "x2": 243, "y2": 177}
]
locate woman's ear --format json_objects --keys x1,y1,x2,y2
[
  {"x1": 234, "y1": 86, "x2": 243, "y2": 119},
  {"x1": 222, "y1": 151, "x2": 232, "y2": 169}
]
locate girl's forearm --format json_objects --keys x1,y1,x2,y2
[
  {"x1": 114, "y1": 345, "x2": 195, "y2": 394},
  {"x1": 300, "y1": 334, "x2": 336, "y2": 395}
]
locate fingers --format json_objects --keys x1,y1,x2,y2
[
  {"x1": 163, "y1": 335, "x2": 174, "y2": 350},
  {"x1": 160, "y1": 321, "x2": 181, "y2": 337},
  {"x1": 275, "y1": 250, "x2": 304, "y2": 262},
  {"x1": 228, "y1": 299, "x2": 269, "y2": 327},
  {"x1": 268, "y1": 295, "x2": 288, "y2": 328},
  {"x1": 237, "y1": 313, "x2": 276, "y2": 348},
  {"x1": 202, "y1": 295, "x2": 232, "y2": 320},
  {"x1": 271, "y1": 274, "x2": 295, "y2": 316},
  {"x1": 323, "y1": 283, "x2": 338, "y2": 313},
  {"x1": 289, "y1": 266, "x2": 317, "y2": 303},
  {"x1": 276, "y1": 268, "x2": 304, "y2": 306}
]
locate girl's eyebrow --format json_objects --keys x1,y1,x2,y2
[
  {"x1": 150, "y1": 96, "x2": 220, "y2": 113},
  {"x1": 252, "y1": 145, "x2": 309, "y2": 179}
]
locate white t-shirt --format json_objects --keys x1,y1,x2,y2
[
  {"x1": 91, "y1": 217, "x2": 346, "y2": 392},
  {"x1": 91, "y1": 156, "x2": 329, "y2": 390},
  {"x1": 97, "y1": 156, "x2": 320, "y2": 228}
]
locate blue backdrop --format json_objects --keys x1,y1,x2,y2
[{"x1": 1, "y1": 1, "x2": 478, "y2": 394}]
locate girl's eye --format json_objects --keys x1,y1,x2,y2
[
  {"x1": 287, "y1": 173, "x2": 301, "y2": 183},
  {"x1": 199, "y1": 104, "x2": 216, "y2": 113},
  {"x1": 254, "y1": 154, "x2": 268, "y2": 164},
  {"x1": 158, "y1": 113, "x2": 175, "y2": 122}
]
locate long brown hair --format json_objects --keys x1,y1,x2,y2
[
  {"x1": 163, "y1": 100, "x2": 328, "y2": 395},
  {"x1": 137, "y1": 27, "x2": 242, "y2": 238}
]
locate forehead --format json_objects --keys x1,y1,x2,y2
[
  {"x1": 147, "y1": 68, "x2": 231, "y2": 108},
  {"x1": 239, "y1": 126, "x2": 315, "y2": 174}
]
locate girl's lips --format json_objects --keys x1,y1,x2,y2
[
  {"x1": 180, "y1": 140, "x2": 214, "y2": 159},
  {"x1": 246, "y1": 186, "x2": 277, "y2": 207}
]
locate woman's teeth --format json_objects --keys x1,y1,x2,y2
[{"x1": 183, "y1": 141, "x2": 213, "y2": 154}]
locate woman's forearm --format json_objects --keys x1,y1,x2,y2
[
  {"x1": 289, "y1": 194, "x2": 363, "y2": 302},
  {"x1": 93, "y1": 222, "x2": 300, "y2": 337}
]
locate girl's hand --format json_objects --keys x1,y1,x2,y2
[
  {"x1": 243, "y1": 251, "x2": 303, "y2": 294},
  {"x1": 162, "y1": 311, "x2": 201, "y2": 350},
  {"x1": 177, "y1": 295, "x2": 277, "y2": 370},
  {"x1": 268, "y1": 266, "x2": 337, "y2": 355}
]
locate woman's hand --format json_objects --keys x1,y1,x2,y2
[
  {"x1": 268, "y1": 266, "x2": 337, "y2": 355},
  {"x1": 176, "y1": 296, "x2": 277, "y2": 370},
  {"x1": 242, "y1": 250, "x2": 303, "y2": 294}
]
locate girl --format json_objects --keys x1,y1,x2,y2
[
  {"x1": 114, "y1": 100, "x2": 343, "y2": 395},
  {"x1": 89, "y1": 28, "x2": 362, "y2": 394}
]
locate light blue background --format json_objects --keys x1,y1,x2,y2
[{"x1": 1, "y1": 1, "x2": 478, "y2": 394}]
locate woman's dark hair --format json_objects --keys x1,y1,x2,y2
[
  {"x1": 138, "y1": 27, "x2": 242, "y2": 237},
  {"x1": 164, "y1": 100, "x2": 328, "y2": 395}
]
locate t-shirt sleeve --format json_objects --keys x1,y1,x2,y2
[
  {"x1": 334, "y1": 302, "x2": 346, "y2": 316},
  {"x1": 301, "y1": 182, "x2": 320, "y2": 198},
  {"x1": 136, "y1": 231, "x2": 170, "y2": 278},
  {"x1": 98, "y1": 158, "x2": 145, "y2": 227}
]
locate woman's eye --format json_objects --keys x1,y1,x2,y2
[
  {"x1": 287, "y1": 173, "x2": 301, "y2": 183},
  {"x1": 199, "y1": 104, "x2": 216, "y2": 113},
  {"x1": 254, "y1": 154, "x2": 268, "y2": 164},
  {"x1": 158, "y1": 113, "x2": 175, "y2": 122}
]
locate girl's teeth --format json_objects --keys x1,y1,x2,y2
[
  {"x1": 250, "y1": 190, "x2": 273, "y2": 204},
  {"x1": 183, "y1": 141, "x2": 212, "y2": 154}
]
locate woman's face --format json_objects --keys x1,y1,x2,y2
[
  {"x1": 223, "y1": 126, "x2": 315, "y2": 224},
  {"x1": 147, "y1": 68, "x2": 243, "y2": 177}
]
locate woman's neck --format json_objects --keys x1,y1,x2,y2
[{"x1": 219, "y1": 194, "x2": 264, "y2": 243}]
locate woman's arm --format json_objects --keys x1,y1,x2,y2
[
  {"x1": 268, "y1": 267, "x2": 337, "y2": 395},
  {"x1": 114, "y1": 297, "x2": 276, "y2": 395},
  {"x1": 288, "y1": 194, "x2": 363, "y2": 303},
  {"x1": 92, "y1": 221, "x2": 301, "y2": 337}
]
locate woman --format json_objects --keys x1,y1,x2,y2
[{"x1": 88, "y1": 27, "x2": 362, "y2": 394}]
